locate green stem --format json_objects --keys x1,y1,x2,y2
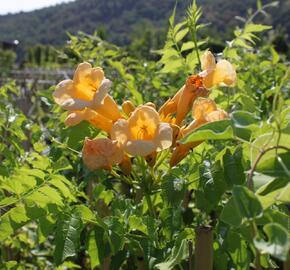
[
  {"x1": 190, "y1": 27, "x2": 201, "y2": 68},
  {"x1": 251, "y1": 221, "x2": 262, "y2": 270},
  {"x1": 145, "y1": 193, "x2": 156, "y2": 219}
]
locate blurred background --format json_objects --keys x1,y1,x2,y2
[{"x1": 0, "y1": 0, "x2": 289, "y2": 83}]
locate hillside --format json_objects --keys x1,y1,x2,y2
[{"x1": 0, "y1": 0, "x2": 289, "y2": 46}]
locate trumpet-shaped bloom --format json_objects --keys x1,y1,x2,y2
[
  {"x1": 159, "y1": 75, "x2": 209, "y2": 126},
  {"x1": 200, "y1": 51, "x2": 237, "y2": 89},
  {"x1": 82, "y1": 138, "x2": 124, "y2": 170},
  {"x1": 53, "y1": 62, "x2": 120, "y2": 121},
  {"x1": 171, "y1": 100, "x2": 228, "y2": 167},
  {"x1": 111, "y1": 105, "x2": 173, "y2": 156},
  {"x1": 181, "y1": 98, "x2": 228, "y2": 137},
  {"x1": 65, "y1": 108, "x2": 113, "y2": 133}
]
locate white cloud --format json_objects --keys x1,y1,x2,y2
[{"x1": 0, "y1": 0, "x2": 75, "y2": 15}]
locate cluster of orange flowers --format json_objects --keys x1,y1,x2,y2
[{"x1": 53, "y1": 51, "x2": 236, "y2": 173}]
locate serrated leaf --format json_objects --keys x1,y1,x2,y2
[
  {"x1": 175, "y1": 28, "x2": 189, "y2": 43},
  {"x1": 49, "y1": 176, "x2": 76, "y2": 201},
  {"x1": 88, "y1": 230, "x2": 101, "y2": 269},
  {"x1": 160, "y1": 59, "x2": 184, "y2": 74},
  {"x1": 54, "y1": 212, "x2": 83, "y2": 265},
  {"x1": 181, "y1": 41, "x2": 195, "y2": 52},
  {"x1": 244, "y1": 24, "x2": 271, "y2": 33}
]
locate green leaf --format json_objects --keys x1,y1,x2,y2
[
  {"x1": 0, "y1": 205, "x2": 46, "y2": 241},
  {"x1": 256, "y1": 152, "x2": 290, "y2": 178},
  {"x1": 175, "y1": 28, "x2": 189, "y2": 43},
  {"x1": 251, "y1": 133, "x2": 290, "y2": 166},
  {"x1": 161, "y1": 168, "x2": 186, "y2": 205},
  {"x1": 49, "y1": 176, "x2": 76, "y2": 201},
  {"x1": 38, "y1": 215, "x2": 55, "y2": 243},
  {"x1": 223, "y1": 147, "x2": 245, "y2": 188},
  {"x1": 182, "y1": 120, "x2": 234, "y2": 143},
  {"x1": 244, "y1": 24, "x2": 272, "y2": 33},
  {"x1": 54, "y1": 211, "x2": 83, "y2": 265},
  {"x1": 181, "y1": 41, "x2": 195, "y2": 52},
  {"x1": 254, "y1": 223, "x2": 290, "y2": 261},
  {"x1": 234, "y1": 38, "x2": 252, "y2": 49},
  {"x1": 196, "y1": 161, "x2": 226, "y2": 212},
  {"x1": 160, "y1": 59, "x2": 184, "y2": 74},
  {"x1": 231, "y1": 110, "x2": 259, "y2": 140},
  {"x1": 256, "y1": 177, "x2": 289, "y2": 208},
  {"x1": 220, "y1": 197, "x2": 242, "y2": 227},
  {"x1": 232, "y1": 186, "x2": 263, "y2": 220},
  {"x1": 155, "y1": 239, "x2": 188, "y2": 270},
  {"x1": 88, "y1": 230, "x2": 101, "y2": 269},
  {"x1": 128, "y1": 215, "x2": 147, "y2": 235},
  {"x1": 276, "y1": 183, "x2": 290, "y2": 203},
  {"x1": 226, "y1": 231, "x2": 251, "y2": 268},
  {"x1": 0, "y1": 205, "x2": 29, "y2": 241}
]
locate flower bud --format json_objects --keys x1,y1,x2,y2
[{"x1": 122, "y1": 100, "x2": 135, "y2": 116}]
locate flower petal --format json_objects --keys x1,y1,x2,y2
[
  {"x1": 192, "y1": 98, "x2": 217, "y2": 121},
  {"x1": 73, "y1": 63, "x2": 105, "y2": 100},
  {"x1": 82, "y1": 138, "x2": 124, "y2": 170},
  {"x1": 201, "y1": 51, "x2": 216, "y2": 72},
  {"x1": 53, "y1": 79, "x2": 74, "y2": 105},
  {"x1": 203, "y1": 60, "x2": 236, "y2": 88},
  {"x1": 61, "y1": 98, "x2": 92, "y2": 111},
  {"x1": 154, "y1": 123, "x2": 173, "y2": 151},
  {"x1": 215, "y1": 60, "x2": 237, "y2": 86},
  {"x1": 64, "y1": 111, "x2": 86, "y2": 126},
  {"x1": 205, "y1": 109, "x2": 228, "y2": 122},
  {"x1": 128, "y1": 105, "x2": 160, "y2": 140},
  {"x1": 73, "y1": 62, "x2": 92, "y2": 82},
  {"x1": 125, "y1": 140, "x2": 156, "y2": 157},
  {"x1": 111, "y1": 119, "x2": 130, "y2": 146},
  {"x1": 64, "y1": 108, "x2": 112, "y2": 132},
  {"x1": 92, "y1": 78, "x2": 112, "y2": 108},
  {"x1": 175, "y1": 75, "x2": 208, "y2": 125},
  {"x1": 95, "y1": 95, "x2": 121, "y2": 121},
  {"x1": 159, "y1": 86, "x2": 183, "y2": 118}
]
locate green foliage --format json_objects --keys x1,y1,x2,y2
[
  {"x1": 0, "y1": 49, "x2": 16, "y2": 76},
  {"x1": 0, "y1": 1, "x2": 290, "y2": 269}
]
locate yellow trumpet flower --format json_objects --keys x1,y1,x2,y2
[
  {"x1": 159, "y1": 75, "x2": 209, "y2": 126},
  {"x1": 82, "y1": 138, "x2": 124, "y2": 171},
  {"x1": 53, "y1": 62, "x2": 121, "y2": 122},
  {"x1": 181, "y1": 98, "x2": 228, "y2": 137},
  {"x1": 65, "y1": 108, "x2": 113, "y2": 133},
  {"x1": 111, "y1": 105, "x2": 173, "y2": 157},
  {"x1": 200, "y1": 51, "x2": 237, "y2": 89}
]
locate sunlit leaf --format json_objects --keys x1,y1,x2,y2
[{"x1": 254, "y1": 223, "x2": 290, "y2": 261}]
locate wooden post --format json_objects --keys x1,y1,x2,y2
[{"x1": 194, "y1": 225, "x2": 213, "y2": 270}]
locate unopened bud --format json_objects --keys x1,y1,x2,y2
[{"x1": 122, "y1": 100, "x2": 135, "y2": 116}]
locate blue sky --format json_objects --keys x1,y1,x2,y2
[{"x1": 0, "y1": 0, "x2": 74, "y2": 15}]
